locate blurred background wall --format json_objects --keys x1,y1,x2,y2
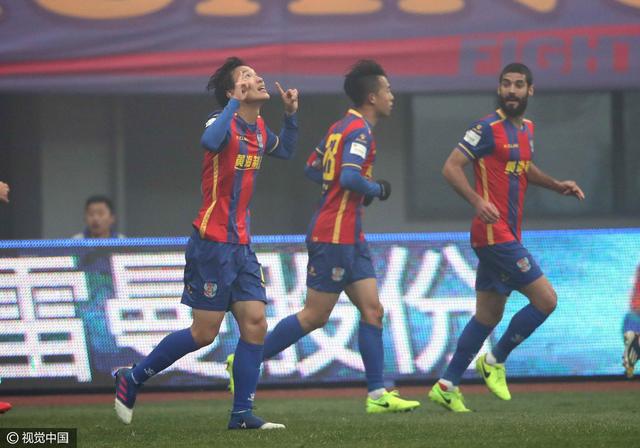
[{"x1": 0, "y1": 0, "x2": 638, "y2": 239}]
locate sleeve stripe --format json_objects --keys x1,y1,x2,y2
[
  {"x1": 341, "y1": 163, "x2": 362, "y2": 169},
  {"x1": 457, "y1": 143, "x2": 476, "y2": 160},
  {"x1": 267, "y1": 135, "x2": 280, "y2": 154},
  {"x1": 314, "y1": 146, "x2": 324, "y2": 155}
]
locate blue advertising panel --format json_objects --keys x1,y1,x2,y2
[{"x1": 0, "y1": 228, "x2": 638, "y2": 391}]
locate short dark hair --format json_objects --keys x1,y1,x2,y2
[
  {"x1": 344, "y1": 60, "x2": 387, "y2": 107},
  {"x1": 207, "y1": 57, "x2": 245, "y2": 107},
  {"x1": 499, "y1": 62, "x2": 533, "y2": 86},
  {"x1": 85, "y1": 195, "x2": 114, "y2": 214}
]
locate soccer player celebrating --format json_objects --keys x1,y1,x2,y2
[
  {"x1": 229, "y1": 60, "x2": 419, "y2": 413},
  {"x1": 430, "y1": 62, "x2": 585, "y2": 412},
  {"x1": 114, "y1": 57, "x2": 298, "y2": 430},
  {"x1": 622, "y1": 265, "x2": 640, "y2": 378}
]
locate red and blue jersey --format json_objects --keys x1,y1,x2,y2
[
  {"x1": 307, "y1": 109, "x2": 376, "y2": 244},
  {"x1": 457, "y1": 109, "x2": 534, "y2": 248},
  {"x1": 193, "y1": 103, "x2": 297, "y2": 244}
]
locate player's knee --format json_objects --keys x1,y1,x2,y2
[
  {"x1": 539, "y1": 288, "x2": 557, "y2": 315},
  {"x1": 362, "y1": 303, "x2": 384, "y2": 326},
  {"x1": 191, "y1": 327, "x2": 217, "y2": 347},
  {"x1": 246, "y1": 315, "x2": 268, "y2": 338},
  {"x1": 309, "y1": 311, "x2": 331, "y2": 330}
]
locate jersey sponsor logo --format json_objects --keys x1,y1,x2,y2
[
  {"x1": 331, "y1": 267, "x2": 345, "y2": 282},
  {"x1": 516, "y1": 257, "x2": 531, "y2": 273},
  {"x1": 502, "y1": 143, "x2": 519, "y2": 149},
  {"x1": 205, "y1": 116, "x2": 216, "y2": 127},
  {"x1": 235, "y1": 154, "x2": 262, "y2": 170},
  {"x1": 349, "y1": 141, "x2": 367, "y2": 159},
  {"x1": 203, "y1": 282, "x2": 217, "y2": 298},
  {"x1": 463, "y1": 129, "x2": 481, "y2": 146},
  {"x1": 256, "y1": 132, "x2": 264, "y2": 150},
  {"x1": 504, "y1": 160, "x2": 530, "y2": 176},
  {"x1": 236, "y1": 135, "x2": 249, "y2": 142}
]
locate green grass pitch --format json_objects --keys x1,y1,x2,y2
[{"x1": 3, "y1": 390, "x2": 640, "y2": 448}]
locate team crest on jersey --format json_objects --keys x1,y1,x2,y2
[
  {"x1": 203, "y1": 282, "x2": 217, "y2": 298},
  {"x1": 308, "y1": 265, "x2": 317, "y2": 277},
  {"x1": 516, "y1": 257, "x2": 531, "y2": 273},
  {"x1": 331, "y1": 267, "x2": 345, "y2": 282}
]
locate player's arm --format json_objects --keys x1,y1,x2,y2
[
  {"x1": 264, "y1": 114, "x2": 298, "y2": 160},
  {"x1": 526, "y1": 162, "x2": 585, "y2": 200},
  {"x1": 0, "y1": 181, "x2": 9, "y2": 203},
  {"x1": 445, "y1": 121, "x2": 500, "y2": 223},
  {"x1": 303, "y1": 148, "x2": 324, "y2": 185},
  {"x1": 265, "y1": 82, "x2": 299, "y2": 160},
  {"x1": 442, "y1": 149, "x2": 500, "y2": 224},
  {"x1": 339, "y1": 134, "x2": 390, "y2": 201},
  {"x1": 200, "y1": 99, "x2": 239, "y2": 152}
]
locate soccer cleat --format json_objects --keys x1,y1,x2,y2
[
  {"x1": 114, "y1": 366, "x2": 139, "y2": 424},
  {"x1": 623, "y1": 331, "x2": 640, "y2": 378},
  {"x1": 476, "y1": 353, "x2": 511, "y2": 400},
  {"x1": 0, "y1": 402, "x2": 12, "y2": 414},
  {"x1": 428, "y1": 382, "x2": 471, "y2": 412},
  {"x1": 228, "y1": 410, "x2": 285, "y2": 430},
  {"x1": 225, "y1": 353, "x2": 235, "y2": 394},
  {"x1": 366, "y1": 390, "x2": 421, "y2": 414}
]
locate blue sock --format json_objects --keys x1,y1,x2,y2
[
  {"x1": 131, "y1": 328, "x2": 199, "y2": 384},
  {"x1": 263, "y1": 314, "x2": 307, "y2": 360},
  {"x1": 443, "y1": 317, "x2": 494, "y2": 386},
  {"x1": 232, "y1": 339, "x2": 264, "y2": 413},
  {"x1": 358, "y1": 321, "x2": 385, "y2": 392},
  {"x1": 493, "y1": 304, "x2": 549, "y2": 363}
]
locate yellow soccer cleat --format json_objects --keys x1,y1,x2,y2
[
  {"x1": 476, "y1": 353, "x2": 511, "y2": 400},
  {"x1": 225, "y1": 353, "x2": 235, "y2": 394},
  {"x1": 366, "y1": 390, "x2": 421, "y2": 414},
  {"x1": 428, "y1": 382, "x2": 471, "y2": 412}
]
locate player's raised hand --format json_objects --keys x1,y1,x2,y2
[
  {"x1": 231, "y1": 71, "x2": 250, "y2": 101},
  {"x1": 275, "y1": 81, "x2": 298, "y2": 115},
  {"x1": 0, "y1": 181, "x2": 9, "y2": 203},
  {"x1": 475, "y1": 198, "x2": 500, "y2": 224},
  {"x1": 558, "y1": 180, "x2": 585, "y2": 200}
]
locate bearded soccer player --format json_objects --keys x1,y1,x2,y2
[
  {"x1": 227, "y1": 60, "x2": 419, "y2": 413},
  {"x1": 622, "y1": 265, "x2": 640, "y2": 378},
  {"x1": 114, "y1": 57, "x2": 299, "y2": 430},
  {"x1": 430, "y1": 63, "x2": 585, "y2": 412}
]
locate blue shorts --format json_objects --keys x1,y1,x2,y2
[
  {"x1": 474, "y1": 241, "x2": 543, "y2": 296},
  {"x1": 306, "y1": 241, "x2": 377, "y2": 294},
  {"x1": 181, "y1": 230, "x2": 267, "y2": 311}
]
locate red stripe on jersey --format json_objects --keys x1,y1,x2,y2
[
  {"x1": 193, "y1": 115, "x2": 264, "y2": 244},
  {"x1": 471, "y1": 112, "x2": 533, "y2": 248},
  {"x1": 308, "y1": 110, "x2": 376, "y2": 244}
]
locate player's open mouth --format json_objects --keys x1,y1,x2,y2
[{"x1": 258, "y1": 86, "x2": 267, "y2": 92}]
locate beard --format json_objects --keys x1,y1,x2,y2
[{"x1": 497, "y1": 93, "x2": 528, "y2": 117}]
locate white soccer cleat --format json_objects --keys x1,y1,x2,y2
[{"x1": 114, "y1": 399, "x2": 133, "y2": 425}]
